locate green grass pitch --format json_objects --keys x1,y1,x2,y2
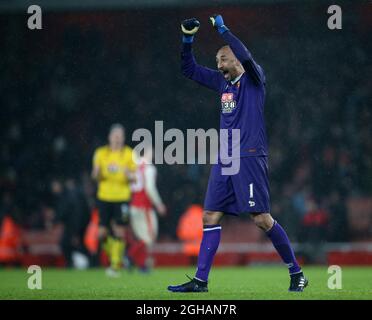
[{"x1": 1, "y1": 266, "x2": 371, "y2": 300}]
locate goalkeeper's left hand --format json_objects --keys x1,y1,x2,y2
[
  {"x1": 181, "y1": 18, "x2": 200, "y2": 43},
  {"x1": 209, "y1": 14, "x2": 229, "y2": 34}
]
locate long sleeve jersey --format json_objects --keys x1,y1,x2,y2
[{"x1": 181, "y1": 31, "x2": 268, "y2": 159}]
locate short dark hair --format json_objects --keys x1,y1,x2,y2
[
  {"x1": 217, "y1": 45, "x2": 230, "y2": 53},
  {"x1": 109, "y1": 123, "x2": 125, "y2": 134}
]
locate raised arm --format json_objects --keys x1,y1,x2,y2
[
  {"x1": 181, "y1": 18, "x2": 224, "y2": 92},
  {"x1": 210, "y1": 15, "x2": 265, "y2": 86}
]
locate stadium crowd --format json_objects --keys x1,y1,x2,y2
[{"x1": 0, "y1": 6, "x2": 371, "y2": 264}]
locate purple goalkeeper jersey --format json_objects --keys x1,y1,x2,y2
[{"x1": 181, "y1": 31, "x2": 268, "y2": 159}]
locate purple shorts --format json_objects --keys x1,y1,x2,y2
[{"x1": 204, "y1": 156, "x2": 270, "y2": 215}]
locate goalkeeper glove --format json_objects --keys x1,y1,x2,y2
[
  {"x1": 209, "y1": 14, "x2": 229, "y2": 34},
  {"x1": 181, "y1": 18, "x2": 200, "y2": 43}
]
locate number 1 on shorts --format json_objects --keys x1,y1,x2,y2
[{"x1": 249, "y1": 183, "x2": 254, "y2": 198}]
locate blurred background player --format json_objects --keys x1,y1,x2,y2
[
  {"x1": 128, "y1": 146, "x2": 166, "y2": 272},
  {"x1": 51, "y1": 178, "x2": 90, "y2": 268},
  {"x1": 91, "y1": 124, "x2": 136, "y2": 277}
]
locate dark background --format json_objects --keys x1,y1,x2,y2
[{"x1": 0, "y1": 1, "x2": 371, "y2": 250}]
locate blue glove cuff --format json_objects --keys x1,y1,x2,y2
[
  {"x1": 182, "y1": 35, "x2": 194, "y2": 43},
  {"x1": 217, "y1": 25, "x2": 229, "y2": 34}
]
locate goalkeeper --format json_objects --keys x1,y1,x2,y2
[{"x1": 168, "y1": 15, "x2": 308, "y2": 293}]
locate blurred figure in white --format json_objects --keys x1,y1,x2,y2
[{"x1": 128, "y1": 147, "x2": 166, "y2": 272}]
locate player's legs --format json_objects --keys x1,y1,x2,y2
[
  {"x1": 250, "y1": 212, "x2": 274, "y2": 231},
  {"x1": 108, "y1": 202, "x2": 129, "y2": 272},
  {"x1": 141, "y1": 209, "x2": 159, "y2": 270},
  {"x1": 194, "y1": 211, "x2": 224, "y2": 282},
  {"x1": 98, "y1": 225, "x2": 109, "y2": 240},
  {"x1": 145, "y1": 209, "x2": 158, "y2": 269},
  {"x1": 233, "y1": 157, "x2": 308, "y2": 291},
  {"x1": 98, "y1": 225, "x2": 111, "y2": 259},
  {"x1": 96, "y1": 200, "x2": 114, "y2": 266},
  {"x1": 250, "y1": 211, "x2": 308, "y2": 291},
  {"x1": 168, "y1": 162, "x2": 236, "y2": 292},
  {"x1": 193, "y1": 162, "x2": 233, "y2": 284},
  {"x1": 97, "y1": 200, "x2": 111, "y2": 240},
  {"x1": 130, "y1": 207, "x2": 155, "y2": 246},
  {"x1": 168, "y1": 210, "x2": 224, "y2": 292},
  {"x1": 149, "y1": 209, "x2": 159, "y2": 245},
  {"x1": 250, "y1": 212, "x2": 300, "y2": 273},
  {"x1": 235, "y1": 157, "x2": 302, "y2": 276},
  {"x1": 109, "y1": 223, "x2": 125, "y2": 271},
  {"x1": 129, "y1": 207, "x2": 157, "y2": 270}
]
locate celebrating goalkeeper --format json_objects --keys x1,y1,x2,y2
[{"x1": 168, "y1": 15, "x2": 308, "y2": 293}]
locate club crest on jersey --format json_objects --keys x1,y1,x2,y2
[
  {"x1": 221, "y1": 93, "x2": 236, "y2": 114},
  {"x1": 108, "y1": 163, "x2": 119, "y2": 173}
]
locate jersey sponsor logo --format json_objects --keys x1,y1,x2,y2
[{"x1": 221, "y1": 93, "x2": 236, "y2": 114}]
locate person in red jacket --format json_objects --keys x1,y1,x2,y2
[
  {"x1": 177, "y1": 204, "x2": 203, "y2": 264},
  {"x1": 0, "y1": 215, "x2": 22, "y2": 266}
]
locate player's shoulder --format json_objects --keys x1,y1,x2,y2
[
  {"x1": 122, "y1": 145, "x2": 136, "y2": 162},
  {"x1": 244, "y1": 64, "x2": 266, "y2": 85},
  {"x1": 123, "y1": 145, "x2": 134, "y2": 154},
  {"x1": 94, "y1": 145, "x2": 109, "y2": 155}
]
